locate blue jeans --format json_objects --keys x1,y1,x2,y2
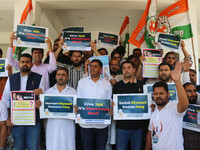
[
  {"x1": 12, "y1": 122, "x2": 40, "y2": 150},
  {"x1": 81, "y1": 127, "x2": 108, "y2": 150},
  {"x1": 116, "y1": 128, "x2": 143, "y2": 150}
]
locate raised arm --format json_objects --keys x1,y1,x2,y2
[
  {"x1": 45, "y1": 37, "x2": 57, "y2": 73},
  {"x1": 6, "y1": 32, "x2": 20, "y2": 70},
  {"x1": 90, "y1": 41, "x2": 101, "y2": 56},
  {"x1": 54, "y1": 37, "x2": 63, "y2": 59},
  {"x1": 171, "y1": 62, "x2": 189, "y2": 113}
]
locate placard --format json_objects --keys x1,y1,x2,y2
[
  {"x1": 97, "y1": 32, "x2": 118, "y2": 48},
  {"x1": 76, "y1": 98, "x2": 111, "y2": 124},
  {"x1": 113, "y1": 94, "x2": 151, "y2": 120},
  {"x1": 0, "y1": 58, "x2": 8, "y2": 77},
  {"x1": 144, "y1": 83, "x2": 178, "y2": 102},
  {"x1": 142, "y1": 49, "x2": 163, "y2": 78},
  {"x1": 183, "y1": 104, "x2": 200, "y2": 132},
  {"x1": 62, "y1": 32, "x2": 91, "y2": 51},
  {"x1": 155, "y1": 32, "x2": 181, "y2": 51},
  {"x1": 40, "y1": 94, "x2": 76, "y2": 120},
  {"x1": 11, "y1": 91, "x2": 35, "y2": 125},
  {"x1": 89, "y1": 55, "x2": 110, "y2": 80},
  {"x1": 13, "y1": 24, "x2": 48, "y2": 48},
  {"x1": 62, "y1": 27, "x2": 84, "y2": 33}
]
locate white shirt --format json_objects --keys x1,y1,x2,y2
[
  {"x1": 148, "y1": 101, "x2": 185, "y2": 150},
  {"x1": 2, "y1": 73, "x2": 45, "y2": 108},
  {"x1": 0, "y1": 101, "x2": 8, "y2": 121},
  {"x1": 77, "y1": 76, "x2": 112, "y2": 129},
  {"x1": 45, "y1": 84, "x2": 76, "y2": 150}
]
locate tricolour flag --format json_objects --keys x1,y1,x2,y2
[
  {"x1": 128, "y1": 0, "x2": 153, "y2": 48},
  {"x1": 156, "y1": 0, "x2": 193, "y2": 39},
  {"x1": 119, "y1": 16, "x2": 129, "y2": 49},
  {"x1": 14, "y1": 0, "x2": 35, "y2": 61},
  {"x1": 144, "y1": 0, "x2": 157, "y2": 48}
]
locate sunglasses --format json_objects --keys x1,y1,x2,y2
[{"x1": 167, "y1": 56, "x2": 175, "y2": 60}]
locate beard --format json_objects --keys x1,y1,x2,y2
[
  {"x1": 155, "y1": 97, "x2": 167, "y2": 106},
  {"x1": 189, "y1": 95, "x2": 197, "y2": 104},
  {"x1": 159, "y1": 74, "x2": 170, "y2": 82},
  {"x1": 110, "y1": 68, "x2": 118, "y2": 75},
  {"x1": 21, "y1": 66, "x2": 31, "y2": 73},
  {"x1": 72, "y1": 61, "x2": 82, "y2": 67}
]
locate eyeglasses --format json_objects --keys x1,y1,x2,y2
[{"x1": 167, "y1": 56, "x2": 175, "y2": 60}]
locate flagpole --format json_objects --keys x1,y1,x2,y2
[{"x1": 191, "y1": 37, "x2": 197, "y2": 72}]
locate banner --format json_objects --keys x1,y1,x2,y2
[
  {"x1": 89, "y1": 55, "x2": 110, "y2": 80},
  {"x1": 155, "y1": 32, "x2": 181, "y2": 51},
  {"x1": 113, "y1": 94, "x2": 151, "y2": 120},
  {"x1": 13, "y1": 24, "x2": 48, "y2": 48},
  {"x1": 76, "y1": 98, "x2": 111, "y2": 124},
  {"x1": 40, "y1": 94, "x2": 76, "y2": 120},
  {"x1": 142, "y1": 49, "x2": 163, "y2": 78},
  {"x1": 144, "y1": 83, "x2": 178, "y2": 102},
  {"x1": 183, "y1": 104, "x2": 200, "y2": 132},
  {"x1": 62, "y1": 32, "x2": 91, "y2": 51},
  {"x1": 0, "y1": 58, "x2": 8, "y2": 77},
  {"x1": 11, "y1": 91, "x2": 35, "y2": 125},
  {"x1": 97, "y1": 32, "x2": 118, "y2": 48}
]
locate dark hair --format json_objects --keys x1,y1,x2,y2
[
  {"x1": 98, "y1": 48, "x2": 108, "y2": 55},
  {"x1": 71, "y1": 50, "x2": 83, "y2": 56},
  {"x1": 31, "y1": 48, "x2": 44, "y2": 54},
  {"x1": 189, "y1": 69, "x2": 196, "y2": 74},
  {"x1": 158, "y1": 63, "x2": 173, "y2": 71},
  {"x1": 91, "y1": 59, "x2": 103, "y2": 68},
  {"x1": 121, "y1": 60, "x2": 135, "y2": 69},
  {"x1": 0, "y1": 48, "x2": 2, "y2": 56},
  {"x1": 111, "y1": 51, "x2": 120, "y2": 59},
  {"x1": 109, "y1": 59, "x2": 120, "y2": 66},
  {"x1": 115, "y1": 46, "x2": 126, "y2": 55},
  {"x1": 132, "y1": 48, "x2": 141, "y2": 53},
  {"x1": 183, "y1": 82, "x2": 196, "y2": 89},
  {"x1": 163, "y1": 52, "x2": 176, "y2": 63},
  {"x1": 153, "y1": 82, "x2": 168, "y2": 93},
  {"x1": 56, "y1": 67, "x2": 69, "y2": 75},
  {"x1": 54, "y1": 38, "x2": 60, "y2": 44},
  {"x1": 19, "y1": 53, "x2": 32, "y2": 62},
  {"x1": 127, "y1": 54, "x2": 139, "y2": 61}
]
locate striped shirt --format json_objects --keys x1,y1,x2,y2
[{"x1": 65, "y1": 65, "x2": 85, "y2": 90}]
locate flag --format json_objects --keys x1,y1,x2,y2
[
  {"x1": 20, "y1": 0, "x2": 34, "y2": 25},
  {"x1": 14, "y1": 0, "x2": 35, "y2": 61},
  {"x1": 156, "y1": 0, "x2": 193, "y2": 40},
  {"x1": 119, "y1": 16, "x2": 129, "y2": 49},
  {"x1": 144, "y1": 0, "x2": 157, "y2": 48},
  {"x1": 128, "y1": 0, "x2": 156, "y2": 48}
]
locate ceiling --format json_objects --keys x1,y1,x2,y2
[{"x1": 0, "y1": 0, "x2": 200, "y2": 37}]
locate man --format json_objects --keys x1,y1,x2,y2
[
  {"x1": 2, "y1": 53, "x2": 44, "y2": 150},
  {"x1": 145, "y1": 62, "x2": 189, "y2": 150},
  {"x1": 0, "y1": 101, "x2": 8, "y2": 150},
  {"x1": 109, "y1": 59, "x2": 123, "y2": 86},
  {"x1": 146, "y1": 62, "x2": 190, "y2": 84},
  {"x1": 113, "y1": 60, "x2": 148, "y2": 150},
  {"x1": 41, "y1": 68, "x2": 76, "y2": 150},
  {"x1": 0, "y1": 48, "x2": 12, "y2": 99},
  {"x1": 189, "y1": 69, "x2": 197, "y2": 84},
  {"x1": 77, "y1": 59, "x2": 112, "y2": 150},
  {"x1": 183, "y1": 82, "x2": 200, "y2": 150},
  {"x1": 7, "y1": 32, "x2": 57, "y2": 91},
  {"x1": 63, "y1": 51, "x2": 85, "y2": 90},
  {"x1": 98, "y1": 48, "x2": 108, "y2": 55},
  {"x1": 132, "y1": 48, "x2": 142, "y2": 58}
]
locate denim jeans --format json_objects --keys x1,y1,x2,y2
[
  {"x1": 116, "y1": 128, "x2": 143, "y2": 150},
  {"x1": 12, "y1": 122, "x2": 40, "y2": 150},
  {"x1": 81, "y1": 127, "x2": 108, "y2": 150}
]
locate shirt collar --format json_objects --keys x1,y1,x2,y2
[
  {"x1": 53, "y1": 83, "x2": 69, "y2": 92},
  {"x1": 123, "y1": 77, "x2": 137, "y2": 84}
]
